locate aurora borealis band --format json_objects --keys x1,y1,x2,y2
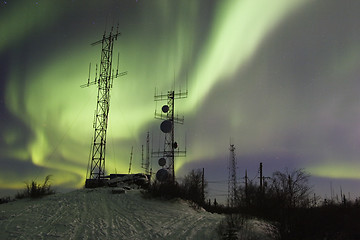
[{"x1": 1, "y1": 0, "x2": 360, "y2": 198}]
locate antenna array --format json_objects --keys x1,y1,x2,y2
[
  {"x1": 152, "y1": 89, "x2": 188, "y2": 183},
  {"x1": 82, "y1": 26, "x2": 127, "y2": 188}
]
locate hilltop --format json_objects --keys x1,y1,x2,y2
[{"x1": 0, "y1": 188, "x2": 224, "y2": 239}]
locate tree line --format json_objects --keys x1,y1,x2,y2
[{"x1": 146, "y1": 168, "x2": 360, "y2": 239}]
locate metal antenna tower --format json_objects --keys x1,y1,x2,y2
[
  {"x1": 227, "y1": 143, "x2": 238, "y2": 208},
  {"x1": 143, "y1": 131, "x2": 151, "y2": 175},
  {"x1": 152, "y1": 89, "x2": 188, "y2": 183},
  {"x1": 82, "y1": 26, "x2": 127, "y2": 188},
  {"x1": 128, "y1": 146, "x2": 133, "y2": 174}
]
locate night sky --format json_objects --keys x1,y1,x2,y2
[{"x1": 1, "y1": 0, "x2": 360, "y2": 200}]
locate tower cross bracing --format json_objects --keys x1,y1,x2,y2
[{"x1": 82, "y1": 27, "x2": 127, "y2": 188}]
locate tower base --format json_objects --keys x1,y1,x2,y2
[{"x1": 85, "y1": 178, "x2": 108, "y2": 188}]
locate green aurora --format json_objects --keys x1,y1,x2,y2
[{"x1": 1, "y1": 0, "x2": 360, "y2": 197}]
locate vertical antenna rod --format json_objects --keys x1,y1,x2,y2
[
  {"x1": 128, "y1": 146, "x2": 133, "y2": 174},
  {"x1": 145, "y1": 131, "x2": 150, "y2": 175},
  {"x1": 141, "y1": 145, "x2": 144, "y2": 169}
]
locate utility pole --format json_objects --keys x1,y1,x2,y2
[
  {"x1": 82, "y1": 26, "x2": 127, "y2": 188},
  {"x1": 245, "y1": 169, "x2": 248, "y2": 206},
  {"x1": 258, "y1": 162, "x2": 270, "y2": 195},
  {"x1": 202, "y1": 168, "x2": 205, "y2": 204},
  {"x1": 259, "y1": 162, "x2": 263, "y2": 191}
]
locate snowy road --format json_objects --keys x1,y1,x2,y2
[{"x1": 0, "y1": 188, "x2": 223, "y2": 239}]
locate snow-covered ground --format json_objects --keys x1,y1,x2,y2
[
  {"x1": 0, "y1": 188, "x2": 223, "y2": 239},
  {"x1": 0, "y1": 188, "x2": 279, "y2": 239}
]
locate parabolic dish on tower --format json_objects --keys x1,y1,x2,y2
[
  {"x1": 162, "y1": 105, "x2": 169, "y2": 113},
  {"x1": 156, "y1": 168, "x2": 169, "y2": 182},
  {"x1": 158, "y1": 157, "x2": 166, "y2": 167},
  {"x1": 160, "y1": 120, "x2": 172, "y2": 133}
]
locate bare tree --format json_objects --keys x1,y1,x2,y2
[
  {"x1": 182, "y1": 169, "x2": 207, "y2": 205},
  {"x1": 270, "y1": 168, "x2": 312, "y2": 208}
]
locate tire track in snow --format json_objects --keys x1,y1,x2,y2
[{"x1": 0, "y1": 188, "x2": 223, "y2": 239}]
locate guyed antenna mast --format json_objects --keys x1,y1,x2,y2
[{"x1": 82, "y1": 25, "x2": 127, "y2": 188}]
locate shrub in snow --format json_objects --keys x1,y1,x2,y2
[
  {"x1": 0, "y1": 196, "x2": 12, "y2": 204},
  {"x1": 15, "y1": 175, "x2": 55, "y2": 199}
]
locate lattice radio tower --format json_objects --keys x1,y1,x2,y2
[
  {"x1": 82, "y1": 26, "x2": 127, "y2": 188},
  {"x1": 227, "y1": 143, "x2": 238, "y2": 207},
  {"x1": 152, "y1": 89, "x2": 188, "y2": 183}
]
